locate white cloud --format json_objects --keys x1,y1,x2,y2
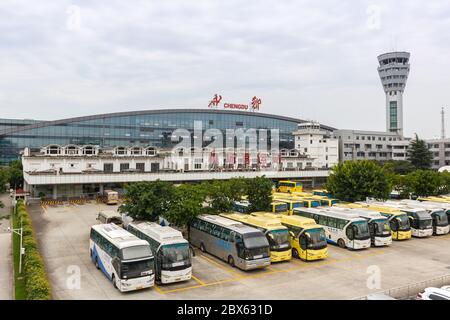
[{"x1": 0, "y1": 0, "x2": 449, "y2": 138}]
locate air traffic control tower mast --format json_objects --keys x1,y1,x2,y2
[{"x1": 377, "y1": 51, "x2": 410, "y2": 136}]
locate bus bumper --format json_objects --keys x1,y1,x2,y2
[
  {"x1": 393, "y1": 230, "x2": 411, "y2": 240},
  {"x1": 436, "y1": 225, "x2": 450, "y2": 235},
  {"x1": 306, "y1": 248, "x2": 328, "y2": 261},
  {"x1": 374, "y1": 236, "x2": 392, "y2": 247},
  {"x1": 348, "y1": 239, "x2": 371, "y2": 250},
  {"x1": 243, "y1": 258, "x2": 271, "y2": 270},
  {"x1": 412, "y1": 228, "x2": 433, "y2": 237},
  {"x1": 270, "y1": 250, "x2": 291, "y2": 262},
  {"x1": 118, "y1": 275, "x2": 154, "y2": 292},
  {"x1": 160, "y1": 267, "x2": 192, "y2": 284}
]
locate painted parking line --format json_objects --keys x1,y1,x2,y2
[
  {"x1": 191, "y1": 275, "x2": 206, "y2": 286},
  {"x1": 197, "y1": 253, "x2": 242, "y2": 277},
  {"x1": 154, "y1": 249, "x2": 388, "y2": 295}
]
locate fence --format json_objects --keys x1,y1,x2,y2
[{"x1": 354, "y1": 274, "x2": 450, "y2": 299}]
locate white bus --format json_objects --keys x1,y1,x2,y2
[
  {"x1": 127, "y1": 222, "x2": 192, "y2": 284},
  {"x1": 190, "y1": 215, "x2": 271, "y2": 270},
  {"x1": 394, "y1": 200, "x2": 450, "y2": 235},
  {"x1": 293, "y1": 208, "x2": 371, "y2": 250},
  {"x1": 364, "y1": 201, "x2": 433, "y2": 238},
  {"x1": 89, "y1": 223, "x2": 155, "y2": 292},
  {"x1": 325, "y1": 207, "x2": 392, "y2": 247}
]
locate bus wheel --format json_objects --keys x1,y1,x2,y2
[
  {"x1": 228, "y1": 256, "x2": 235, "y2": 267},
  {"x1": 200, "y1": 243, "x2": 206, "y2": 253},
  {"x1": 338, "y1": 239, "x2": 346, "y2": 248},
  {"x1": 94, "y1": 257, "x2": 100, "y2": 270},
  {"x1": 292, "y1": 249, "x2": 299, "y2": 259}
]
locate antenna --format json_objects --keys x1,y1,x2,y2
[{"x1": 441, "y1": 107, "x2": 446, "y2": 139}]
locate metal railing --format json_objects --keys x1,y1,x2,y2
[{"x1": 354, "y1": 274, "x2": 450, "y2": 300}]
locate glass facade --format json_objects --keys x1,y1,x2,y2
[
  {"x1": 389, "y1": 101, "x2": 398, "y2": 130},
  {"x1": 0, "y1": 109, "x2": 335, "y2": 165}
]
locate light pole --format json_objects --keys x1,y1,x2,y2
[{"x1": 9, "y1": 218, "x2": 24, "y2": 274}]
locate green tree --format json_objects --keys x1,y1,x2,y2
[
  {"x1": 202, "y1": 178, "x2": 248, "y2": 213},
  {"x1": 326, "y1": 160, "x2": 391, "y2": 202},
  {"x1": 404, "y1": 170, "x2": 442, "y2": 197},
  {"x1": 247, "y1": 176, "x2": 273, "y2": 212},
  {"x1": 0, "y1": 166, "x2": 10, "y2": 192},
  {"x1": 119, "y1": 180, "x2": 175, "y2": 221},
  {"x1": 382, "y1": 160, "x2": 415, "y2": 175},
  {"x1": 163, "y1": 184, "x2": 206, "y2": 228},
  {"x1": 407, "y1": 134, "x2": 433, "y2": 170}
]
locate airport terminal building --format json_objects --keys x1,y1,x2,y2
[
  {"x1": 0, "y1": 108, "x2": 336, "y2": 165},
  {"x1": 0, "y1": 108, "x2": 337, "y2": 199}
]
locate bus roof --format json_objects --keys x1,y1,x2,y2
[
  {"x1": 197, "y1": 214, "x2": 260, "y2": 234},
  {"x1": 354, "y1": 203, "x2": 406, "y2": 215},
  {"x1": 91, "y1": 223, "x2": 148, "y2": 249},
  {"x1": 294, "y1": 207, "x2": 366, "y2": 222},
  {"x1": 98, "y1": 210, "x2": 121, "y2": 219},
  {"x1": 129, "y1": 222, "x2": 187, "y2": 245},
  {"x1": 326, "y1": 207, "x2": 386, "y2": 221},
  {"x1": 271, "y1": 201, "x2": 288, "y2": 205},
  {"x1": 398, "y1": 200, "x2": 447, "y2": 211},
  {"x1": 220, "y1": 213, "x2": 287, "y2": 231}
]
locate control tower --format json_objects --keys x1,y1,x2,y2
[{"x1": 377, "y1": 51, "x2": 410, "y2": 136}]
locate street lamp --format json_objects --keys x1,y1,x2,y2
[{"x1": 8, "y1": 218, "x2": 24, "y2": 274}]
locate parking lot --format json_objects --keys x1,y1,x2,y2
[{"x1": 28, "y1": 201, "x2": 450, "y2": 299}]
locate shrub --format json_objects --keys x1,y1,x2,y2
[{"x1": 14, "y1": 199, "x2": 52, "y2": 300}]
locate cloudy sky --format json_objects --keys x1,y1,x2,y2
[{"x1": 1, "y1": 0, "x2": 449, "y2": 138}]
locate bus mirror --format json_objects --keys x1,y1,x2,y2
[
  {"x1": 268, "y1": 233, "x2": 274, "y2": 239},
  {"x1": 289, "y1": 231, "x2": 295, "y2": 238}
]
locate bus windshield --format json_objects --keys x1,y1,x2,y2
[
  {"x1": 418, "y1": 218, "x2": 433, "y2": 229},
  {"x1": 373, "y1": 219, "x2": 391, "y2": 236},
  {"x1": 394, "y1": 214, "x2": 410, "y2": 231},
  {"x1": 274, "y1": 204, "x2": 288, "y2": 212},
  {"x1": 292, "y1": 202, "x2": 302, "y2": 209},
  {"x1": 267, "y1": 229, "x2": 290, "y2": 251},
  {"x1": 121, "y1": 245, "x2": 152, "y2": 260},
  {"x1": 160, "y1": 243, "x2": 191, "y2": 270},
  {"x1": 352, "y1": 221, "x2": 370, "y2": 240},
  {"x1": 120, "y1": 258, "x2": 153, "y2": 279},
  {"x1": 243, "y1": 232, "x2": 269, "y2": 249},
  {"x1": 433, "y1": 210, "x2": 449, "y2": 226},
  {"x1": 280, "y1": 182, "x2": 295, "y2": 188},
  {"x1": 305, "y1": 228, "x2": 327, "y2": 250}
]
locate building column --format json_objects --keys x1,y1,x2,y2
[
  {"x1": 311, "y1": 178, "x2": 315, "y2": 189},
  {"x1": 99, "y1": 184, "x2": 104, "y2": 194},
  {"x1": 52, "y1": 185, "x2": 58, "y2": 200}
]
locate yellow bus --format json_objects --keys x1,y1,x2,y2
[
  {"x1": 290, "y1": 196, "x2": 321, "y2": 209},
  {"x1": 309, "y1": 195, "x2": 339, "y2": 207},
  {"x1": 219, "y1": 213, "x2": 292, "y2": 262},
  {"x1": 291, "y1": 191, "x2": 313, "y2": 198},
  {"x1": 271, "y1": 201, "x2": 289, "y2": 213},
  {"x1": 272, "y1": 192, "x2": 292, "y2": 199},
  {"x1": 276, "y1": 180, "x2": 303, "y2": 193},
  {"x1": 252, "y1": 212, "x2": 328, "y2": 261},
  {"x1": 419, "y1": 196, "x2": 450, "y2": 204},
  {"x1": 273, "y1": 199, "x2": 304, "y2": 214},
  {"x1": 352, "y1": 203, "x2": 412, "y2": 240},
  {"x1": 312, "y1": 189, "x2": 332, "y2": 197}
]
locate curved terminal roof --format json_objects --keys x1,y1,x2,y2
[{"x1": 0, "y1": 108, "x2": 336, "y2": 136}]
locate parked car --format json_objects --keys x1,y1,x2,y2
[
  {"x1": 96, "y1": 210, "x2": 123, "y2": 226},
  {"x1": 440, "y1": 285, "x2": 450, "y2": 292},
  {"x1": 416, "y1": 287, "x2": 450, "y2": 300}
]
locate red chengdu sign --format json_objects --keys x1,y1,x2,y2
[{"x1": 208, "y1": 94, "x2": 262, "y2": 111}]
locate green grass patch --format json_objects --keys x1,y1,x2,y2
[{"x1": 11, "y1": 208, "x2": 26, "y2": 300}]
